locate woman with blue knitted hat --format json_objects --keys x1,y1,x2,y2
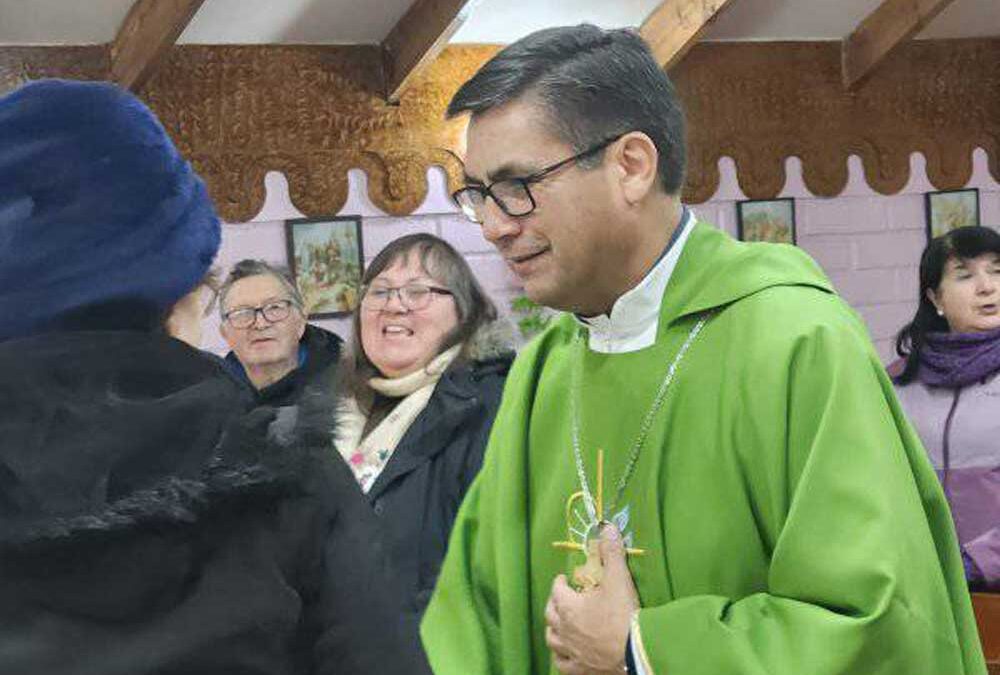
[{"x1": 0, "y1": 79, "x2": 429, "y2": 674}]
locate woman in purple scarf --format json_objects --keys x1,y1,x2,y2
[{"x1": 894, "y1": 225, "x2": 1000, "y2": 592}]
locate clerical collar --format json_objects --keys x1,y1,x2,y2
[{"x1": 574, "y1": 207, "x2": 695, "y2": 354}]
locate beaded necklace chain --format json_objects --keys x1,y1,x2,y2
[{"x1": 569, "y1": 314, "x2": 711, "y2": 538}]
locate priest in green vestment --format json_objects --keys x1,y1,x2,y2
[{"x1": 422, "y1": 24, "x2": 988, "y2": 675}]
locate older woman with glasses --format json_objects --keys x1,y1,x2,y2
[{"x1": 336, "y1": 233, "x2": 513, "y2": 624}]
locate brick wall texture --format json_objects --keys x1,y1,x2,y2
[{"x1": 204, "y1": 154, "x2": 1000, "y2": 363}]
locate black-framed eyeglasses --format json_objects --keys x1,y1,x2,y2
[
  {"x1": 361, "y1": 283, "x2": 453, "y2": 312},
  {"x1": 451, "y1": 134, "x2": 624, "y2": 224},
  {"x1": 223, "y1": 299, "x2": 298, "y2": 329}
]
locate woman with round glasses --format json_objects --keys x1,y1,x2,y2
[{"x1": 336, "y1": 233, "x2": 513, "y2": 624}]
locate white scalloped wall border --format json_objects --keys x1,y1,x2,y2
[{"x1": 233, "y1": 150, "x2": 999, "y2": 225}]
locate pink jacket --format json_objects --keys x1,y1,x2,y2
[{"x1": 894, "y1": 370, "x2": 1000, "y2": 589}]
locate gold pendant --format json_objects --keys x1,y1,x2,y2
[
  {"x1": 573, "y1": 537, "x2": 605, "y2": 591},
  {"x1": 551, "y1": 449, "x2": 645, "y2": 590}
]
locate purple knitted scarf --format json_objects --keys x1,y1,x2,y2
[{"x1": 918, "y1": 325, "x2": 1000, "y2": 387}]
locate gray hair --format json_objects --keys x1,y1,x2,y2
[
  {"x1": 447, "y1": 24, "x2": 686, "y2": 195},
  {"x1": 218, "y1": 259, "x2": 304, "y2": 317}
]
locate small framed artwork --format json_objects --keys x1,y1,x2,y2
[
  {"x1": 737, "y1": 198, "x2": 796, "y2": 245},
  {"x1": 925, "y1": 188, "x2": 980, "y2": 240},
  {"x1": 285, "y1": 215, "x2": 364, "y2": 318}
]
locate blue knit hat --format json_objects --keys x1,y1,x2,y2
[{"x1": 0, "y1": 79, "x2": 220, "y2": 341}]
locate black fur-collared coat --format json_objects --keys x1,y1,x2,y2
[
  {"x1": 224, "y1": 323, "x2": 344, "y2": 408},
  {"x1": 0, "y1": 330, "x2": 429, "y2": 675},
  {"x1": 350, "y1": 322, "x2": 515, "y2": 621}
]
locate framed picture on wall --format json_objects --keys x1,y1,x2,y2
[
  {"x1": 925, "y1": 188, "x2": 980, "y2": 240},
  {"x1": 737, "y1": 198, "x2": 796, "y2": 245},
  {"x1": 285, "y1": 215, "x2": 364, "y2": 319}
]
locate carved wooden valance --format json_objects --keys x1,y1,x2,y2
[
  {"x1": 2, "y1": 39, "x2": 998, "y2": 221},
  {"x1": 141, "y1": 44, "x2": 498, "y2": 220},
  {"x1": 675, "y1": 39, "x2": 1000, "y2": 203},
  {"x1": 0, "y1": 47, "x2": 108, "y2": 92}
]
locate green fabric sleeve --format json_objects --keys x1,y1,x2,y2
[
  {"x1": 420, "y1": 342, "x2": 544, "y2": 675},
  {"x1": 633, "y1": 315, "x2": 986, "y2": 675},
  {"x1": 420, "y1": 473, "x2": 498, "y2": 674}
]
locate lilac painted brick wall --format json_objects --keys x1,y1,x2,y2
[
  {"x1": 685, "y1": 152, "x2": 1000, "y2": 361},
  {"x1": 203, "y1": 153, "x2": 1000, "y2": 364},
  {"x1": 202, "y1": 168, "x2": 523, "y2": 355}
]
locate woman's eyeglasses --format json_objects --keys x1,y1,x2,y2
[{"x1": 361, "y1": 283, "x2": 452, "y2": 311}]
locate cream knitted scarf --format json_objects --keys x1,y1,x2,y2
[{"x1": 336, "y1": 345, "x2": 461, "y2": 493}]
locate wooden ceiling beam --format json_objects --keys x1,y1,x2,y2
[
  {"x1": 382, "y1": 0, "x2": 476, "y2": 103},
  {"x1": 842, "y1": 0, "x2": 959, "y2": 89},
  {"x1": 110, "y1": 0, "x2": 206, "y2": 91},
  {"x1": 639, "y1": 0, "x2": 737, "y2": 70}
]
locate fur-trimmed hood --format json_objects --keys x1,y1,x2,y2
[
  {"x1": 0, "y1": 332, "x2": 434, "y2": 675},
  {"x1": 461, "y1": 317, "x2": 517, "y2": 364},
  {"x1": 0, "y1": 330, "x2": 332, "y2": 551}
]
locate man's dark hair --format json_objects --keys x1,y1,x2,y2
[{"x1": 447, "y1": 24, "x2": 686, "y2": 195}]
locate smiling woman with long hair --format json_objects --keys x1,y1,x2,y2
[
  {"x1": 893, "y1": 225, "x2": 1000, "y2": 592},
  {"x1": 335, "y1": 233, "x2": 513, "y2": 626}
]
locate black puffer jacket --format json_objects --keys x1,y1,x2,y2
[
  {"x1": 225, "y1": 324, "x2": 343, "y2": 407},
  {"x1": 361, "y1": 325, "x2": 514, "y2": 621},
  {"x1": 0, "y1": 331, "x2": 428, "y2": 675}
]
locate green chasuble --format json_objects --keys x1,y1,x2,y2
[{"x1": 421, "y1": 221, "x2": 987, "y2": 675}]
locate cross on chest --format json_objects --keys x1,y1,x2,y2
[{"x1": 551, "y1": 449, "x2": 645, "y2": 591}]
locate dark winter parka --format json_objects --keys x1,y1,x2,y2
[
  {"x1": 0, "y1": 330, "x2": 429, "y2": 675},
  {"x1": 225, "y1": 323, "x2": 344, "y2": 408},
  {"x1": 359, "y1": 325, "x2": 513, "y2": 620}
]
